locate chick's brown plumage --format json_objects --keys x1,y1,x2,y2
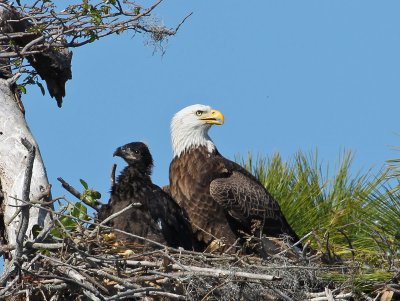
[{"x1": 99, "y1": 142, "x2": 193, "y2": 250}]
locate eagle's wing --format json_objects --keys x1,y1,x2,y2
[
  {"x1": 210, "y1": 170, "x2": 298, "y2": 240},
  {"x1": 98, "y1": 193, "x2": 156, "y2": 243},
  {"x1": 146, "y1": 185, "x2": 194, "y2": 249},
  {"x1": 210, "y1": 171, "x2": 281, "y2": 219}
]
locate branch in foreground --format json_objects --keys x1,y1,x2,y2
[
  {"x1": 105, "y1": 289, "x2": 186, "y2": 301},
  {"x1": 110, "y1": 163, "x2": 116, "y2": 188},
  {"x1": 84, "y1": 253, "x2": 281, "y2": 282},
  {"x1": 57, "y1": 177, "x2": 102, "y2": 211},
  {"x1": 122, "y1": 259, "x2": 282, "y2": 282},
  {"x1": 15, "y1": 137, "x2": 35, "y2": 260}
]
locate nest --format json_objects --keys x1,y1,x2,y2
[
  {"x1": 0, "y1": 220, "x2": 365, "y2": 301},
  {"x1": 0, "y1": 177, "x2": 397, "y2": 300}
]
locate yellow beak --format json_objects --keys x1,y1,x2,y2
[{"x1": 200, "y1": 109, "x2": 224, "y2": 125}]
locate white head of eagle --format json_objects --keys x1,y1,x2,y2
[{"x1": 171, "y1": 104, "x2": 224, "y2": 158}]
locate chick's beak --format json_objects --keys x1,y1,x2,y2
[
  {"x1": 200, "y1": 109, "x2": 224, "y2": 125},
  {"x1": 113, "y1": 147, "x2": 123, "y2": 157}
]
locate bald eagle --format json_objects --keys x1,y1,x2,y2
[
  {"x1": 169, "y1": 104, "x2": 299, "y2": 251},
  {"x1": 98, "y1": 142, "x2": 193, "y2": 250}
]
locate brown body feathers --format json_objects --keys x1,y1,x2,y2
[
  {"x1": 169, "y1": 104, "x2": 299, "y2": 252},
  {"x1": 99, "y1": 142, "x2": 193, "y2": 250}
]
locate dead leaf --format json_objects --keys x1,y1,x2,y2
[
  {"x1": 118, "y1": 249, "x2": 135, "y2": 258},
  {"x1": 380, "y1": 290, "x2": 394, "y2": 301},
  {"x1": 103, "y1": 279, "x2": 117, "y2": 286},
  {"x1": 103, "y1": 232, "x2": 117, "y2": 241},
  {"x1": 205, "y1": 239, "x2": 225, "y2": 253}
]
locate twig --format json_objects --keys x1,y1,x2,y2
[
  {"x1": 89, "y1": 202, "x2": 142, "y2": 239},
  {"x1": 20, "y1": 35, "x2": 44, "y2": 54},
  {"x1": 110, "y1": 163, "x2": 116, "y2": 188},
  {"x1": 104, "y1": 287, "x2": 185, "y2": 301},
  {"x1": 99, "y1": 202, "x2": 141, "y2": 226},
  {"x1": 302, "y1": 240, "x2": 311, "y2": 258},
  {"x1": 5, "y1": 185, "x2": 52, "y2": 226},
  {"x1": 0, "y1": 258, "x2": 16, "y2": 288},
  {"x1": 0, "y1": 268, "x2": 20, "y2": 299},
  {"x1": 33, "y1": 208, "x2": 57, "y2": 243},
  {"x1": 83, "y1": 254, "x2": 282, "y2": 282},
  {"x1": 78, "y1": 269, "x2": 110, "y2": 295},
  {"x1": 161, "y1": 251, "x2": 190, "y2": 272},
  {"x1": 4, "y1": 206, "x2": 22, "y2": 226},
  {"x1": 29, "y1": 242, "x2": 65, "y2": 249},
  {"x1": 306, "y1": 292, "x2": 353, "y2": 300},
  {"x1": 132, "y1": 291, "x2": 186, "y2": 300},
  {"x1": 123, "y1": 259, "x2": 281, "y2": 281},
  {"x1": 273, "y1": 231, "x2": 312, "y2": 258},
  {"x1": 0, "y1": 242, "x2": 65, "y2": 253},
  {"x1": 5, "y1": 72, "x2": 21, "y2": 85},
  {"x1": 46, "y1": 259, "x2": 105, "y2": 301},
  {"x1": 325, "y1": 287, "x2": 334, "y2": 301},
  {"x1": 200, "y1": 279, "x2": 231, "y2": 301},
  {"x1": 174, "y1": 12, "x2": 193, "y2": 33},
  {"x1": 57, "y1": 176, "x2": 81, "y2": 198},
  {"x1": 224, "y1": 238, "x2": 240, "y2": 254},
  {"x1": 104, "y1": 287, "x2": 163, "y2": 301},
  {"x1": 90, "y1": 269, "x2": 140, "y2": 289},
  {"x1": 270, "y1": 287, "x2": 294, "y2": 301},
  {"x1": 387, "y1": 284, "x2": 400, "y2": 294},
  {"x1": 57, "y1": 177, "x2": 102, "y2": 211}
]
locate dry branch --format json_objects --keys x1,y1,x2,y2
[
  {"x1": 0, "y1": 1, "x2": 189, "y2": 68},
  {"x1": 57, "y1": 177, "x2": 103, "y2": 211},
  {"x1": 110, "y1": 163, "x2": 117, "y2": 188},
  {"x1": 15, "y1": 138, "x2": 35, "y2": 260},
  {"x1": 48, "y1": 260, "x2": 104, "y2": 301},
  {"x1": 0, "y1": 1, "x2": 191, "y2": 107},
  {"x1": 306, "y1": 291, "x2": 354, "y2": 300}
]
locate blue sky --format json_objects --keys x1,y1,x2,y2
[{"x1": 23, "y1": 1, "x2": 400, "y2": 202}]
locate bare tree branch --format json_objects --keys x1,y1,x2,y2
[
  {"x1": 46, "y1": 259, "x2": 105, "y2": 301},
  {"x1": 0, "y1": 1, "x2": 187, "y2": 61},
  {"x1": 57, "y1": 177, "x2": 102, "y2": 211},
  {"x1": 0, "y1": 1, "x2": 191, "y2": 106},
  {"x1": 15, "y1": 137, "x2": 35, "y2": 260},
  {"x1": 110, "y1": 163, "x2": 116, "y2": 188}
]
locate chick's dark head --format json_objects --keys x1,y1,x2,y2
[{"x1": 113, "y1": 142, "x2": 153, "y2": 174}]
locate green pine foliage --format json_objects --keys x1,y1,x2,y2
[{"x1": 238, "y1": 150, "x2": 400, "y2": 286}]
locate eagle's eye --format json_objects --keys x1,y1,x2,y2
[
  {"x1": 134, "y1": 149, "x2": 140, "y2": 154},
  {"x1": 195, "y1": 110, "x2": 203, "y2": 116}
]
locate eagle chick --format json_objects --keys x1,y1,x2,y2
[{"x1": 98, "y1": 142, "x2": 193, "y2": 250}]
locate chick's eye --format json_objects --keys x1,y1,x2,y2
[
  {"x1": 196, "y1": 110, "x2": 203, "y2": 116},
  {"x1": 134, "y1": 150, "x2": 140, "y2": 154}
]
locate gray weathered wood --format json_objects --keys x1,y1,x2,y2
[{"x1": 0, "y1": 77, "x2": 51, "y2": 257}]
